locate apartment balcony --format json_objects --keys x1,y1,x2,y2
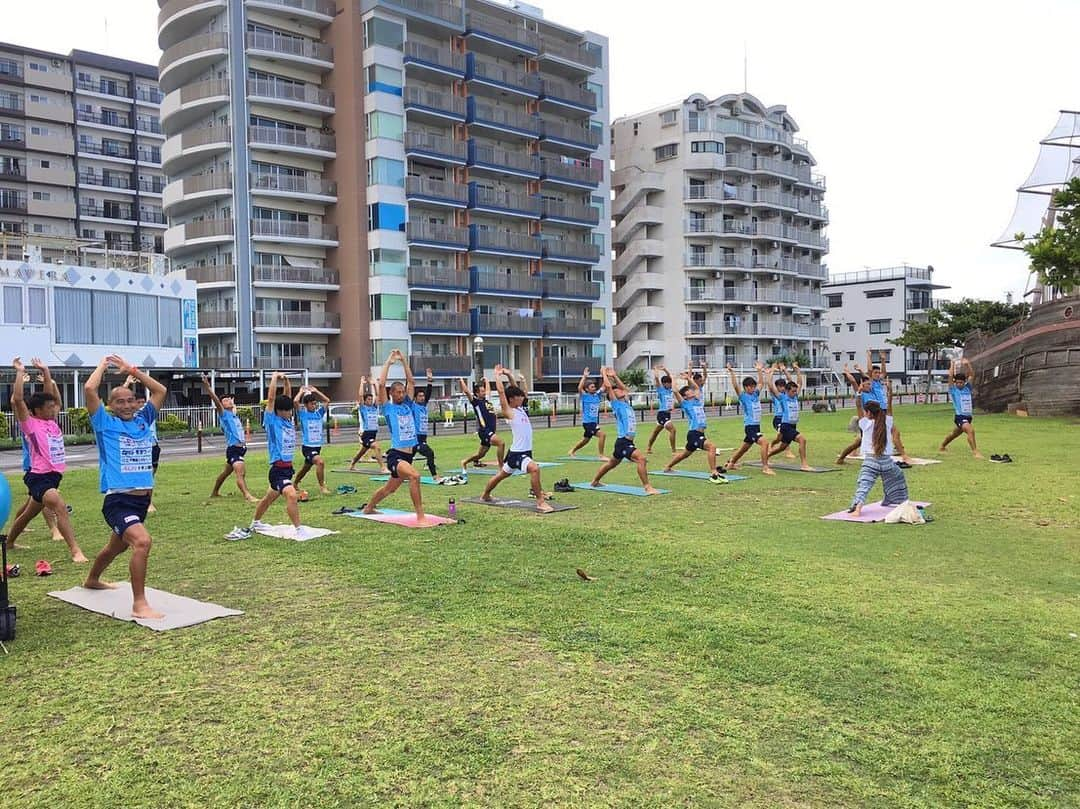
[
  {"x1": 408, "y1": 309, "x2": 471, "y2": 334},
  {"x1": 254, "y1": 355, "x2": 341, "y2": 375},
  {"x1": 160, "y1": 79, "x2": 230, "y2": 133},
  {"x1": 0, "y1": 127, "x2": 25, "y2": 148},
  {"x1": 797, "y1": 262, "x2": 829, "y2": 280},
  {"x1": 543, "y1": 317, "x2": 602, "y2": 338},
  {"x1": 468, "y1": 225, "x2": 542, "y2": 259},
  {"x1": 403, "y1": 130, "x2": 466, "y2": 165},
  {"x1": 612, "y1": 204, "x2": 662, "y2": 246},
  {"x1": 539, "y1": 156, "x2": 601, "y2": 189},
  {"x1": 249, "y1": 126, "x2": 336, "y2": 159},
  {"x1": 158, "y1": 0, "x2": 228, "y2": 48},
  {"x1": 244, "y1": 0, "x2": 337, "y2": 27},
  {"x1": 161, "y1": 125, "x2": 231, "y2": 174},
  {"x1": 686, "y1": 318, "x2": 827, "y2": 340},
  {"x1": 538, "y1": 117, "x2": 601, "y2": 154},
  {"x1": 407, "y1": 265, "x2": 470, "y2": 292},
  {"x1": 80, "y1": 203, "x2": 137, "y2": 224},
  {"x1": 406, "y1": 220, "x2": 469, "y2": 251},
  {"x1": 402, "y1": 41, "x2": 466, "y2": 79},
  {"x1": 251, "y1": 173, "x2": 337, "y2": 203},
  {"x1": 0, "y1": 95, "x2": 24, "y2": 115},
  {"x1": 140, "y1": 210, "x2": 168, "y2": 226},
  {"x1": 378, "y1": 0, "x2": 464, "y2": 31},
  {"x1": 253, "y1": 310, "x2": 341, "y2": 332},
  {"x1": 538, "y1": 79, "x2": 597, "y2": 114},
  {"x1": 197, "y1": 310, "x2": 237, "y2": 332},
  {"x1": 409, "y1": 354, "x2": 473, "y2": 377},
  {"x1": 685, "y1": 284, "x2": 825, "y2": 309},
  {"x1": 253, "y1": 264, "x2": 339, "y2": 288},
  {"x1": 612, "y1": 169, "x2": 663, "y2": 218},
  {"x1": 797, "y1": 230, "x2": 829, "y2": 250},
  {"x1": 164, "y1": 218, "x2": 234, "y2": 254},
  {"x1": 465, "y1": 10, "x2": 540, "y2": 55},
  {"x1": 406, "y1": 176, "x2": 469, "y2": 208},
  {"x1": 250, "y1": 219, "x2": 338, "y2": 246},
  {"x1": 246, "y1": 32, "x2": 334, "y2": 72},
  {"x1": 403, "y1": 85, "x2": 466, "y2": 123},
  {"x1": 465, "y1": 54, "x2": 540, "y2": 98},
  {"x1": 137, "y1": 148, "x2": 162, "y2": 166},
  {"x1": 797, "y1": 198, "x2": 828, "y2": 220},
  {"x1": 247, "y1": 79, "x2": 334, "y2": 115},
  {"x1": 468, "y1": 183, "x2": 540, "y2": 218},
  {"x1": 541, "y1": 198, "x2": 600, "y2": 228},
  {"x1": 542, "y1": 275, "x2": 601, "y2": 301},
  {"x1": 472, "y1": 311, "x2": 544, "y2": 337},
  {"x1": 469, "y1": 267, "x2": 543, "y2": 298},
  {"x1": 541, "y1": 238, "x2": 601, "y2": 265},
  {"x1": 77, "y1": 141, "x2": 135, "y2": 163},
  {"x1": 540, "y1": 356, "x2": 593, "y2": 377},
  {"x1": 0, "y1": 60, "x2": 24, "y2": 84},
  {"x1": 467, "y1": 139, "x2": 540, "y2": 178},
  {"x1": 0, "y1": 163, "x2": 26, "y2": 181},
  {"x1": 76, "y1": 110, "x2": 133, "y2": 132},
  {"x1": 538, "y1": 37, "x2": 602, "y2": 74},
  {"x1": 0, "y1": 192, "x2": 28, "y2": 214},
  {"x1": 466, "y1": 97, "x2": 540, "y2": 139},
  {"x1": 185, "y1": 264, "x2": 235, "y2": 287},
  {"x1": 158, "y1": 32, "x2": 228, "y2": 94}
]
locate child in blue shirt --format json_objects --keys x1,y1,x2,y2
[
  {"x1": 721, "y1": 362, "x2": 775, "y2": 475},
  {"x1": 589, "y1": 368, "x2": 661, "y2": 493},
  {"x1": 567, "y1": 367, "x2": 608, "y2": 460},
  {"x1": 81, "y1": 354, "x2": 168, "y2": 620},
  {"x1": 349, "y1": 376, "x2": 389, "y2": 474},
  {"x1": 202, "y1": 373, "x2": 258, "y2": 502},
  {"x1": 247, "y1": 372, "x2": 308, "y2": 538},
  {"x1": 293, "y1": 384, "x2": 331, "y2": 495},
  {"x1": 767, "y1": 373, "x2": 811, "y2": 470},
  {"x1": 645, "y1": 366, "x2": 678, "y2": 455},
  {"x1": 662, "y1": 370, "x2": 724, "y2": 482},
  {"x1": 940, "y1": 357, "x2": 982, "y2": 458}
]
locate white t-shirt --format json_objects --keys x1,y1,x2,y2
[
  {"x1": 508, "y1": 406, "x2": 532, "y2": 452},
  {"x1": 859, "y1": 415, "x2": 895, "y2": 457}
]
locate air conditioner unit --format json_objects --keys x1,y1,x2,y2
[
  {"x1": 773, "y1": 339, "x2": 782, "y2": 346},
  {"x1": 772, "y1": 145, "x2": 782, "y2": 155},
  {"x1": 742, "y1": 273, "x2": 751, "y2": 281},
  {"x1": 771, "y1": 274, "x2": 780, "y2": 281},
  {"x1": 743, "y1": 305, "x2": 752, "y2": 313},
  {"x1": 712, "y1": 271, "x2": 722, "y2": 279},
  {"x1": 51, "y1": 59, "x2": 62, "y2": 67},
  {"x1": 772, "y1": 306, "x2": 781, "y2": 314},
  {"x1": 771, "y1": 241, "x2": 780, "y2": 248}
]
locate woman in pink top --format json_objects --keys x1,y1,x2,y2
[{"x1": 5, "y1": 357, "x2": 86, "y2": 562}]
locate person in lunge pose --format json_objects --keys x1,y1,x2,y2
[
  {"x1": 82, "y1": 355, "x2": 168, "y2": 619},
  {"x1": 479, "y1": 365, "x2": 553, "y2": 512},
  {"x1": 293, "y1": 383, "x2": 331, "y2": 495},
  {"x1": 590, "y1": 367, "x2": 660, "y2": 494},
  {"x1": 767, "y1": 371, "x2": 812, "y2": 471},
  {"x1": 848, "y1": 400, "x2": 909, "y2": 517},
  {"x1": 362, "y1": 350, "x2": 436, "y2": 525},
  {"x1": 836, "y1": 364, "x2": 875, "y2": 465},
  {"x1": 202, "y1": 374, "x2": 258, "y2": 502},
  {"x1": 721, "y1": 362, "x2": 775, "y2": 475},
  {"x1": 459, "y1": 375, "x2": 505, "y2": 471},
  {"x1": 5, "y1": 357, "x2": 87, "y2": 562},
  {"x1": 411, "y1": 367, "x2": 441, "y2": 481},
  {"x1": 939, "y1": 357, "x2": 982, "y2": 458},
  {"x1": 662, "y1": 370, "x2": 725, "y2": 483},
  {"x1": 646, "y1": 366, "x2": 677, "y2": 455},
  {"x1": 567, "y1": 367, "x2": 608, "y2": 460},
  {"x1": 768, "y1": 363, "x2": 798, "y2": 460},
  {"x1": 349, "y1": 376, "x2": 389, "y2": 473},
  {"x1": 125, "y1": 377, "x2": 160, "y2": 513}
]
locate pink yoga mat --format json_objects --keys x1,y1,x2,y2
[
  {"x1": 821, "y1": 501, "x2": 931, "y2": 523},
  {"x1": 345, "y1": 509, "x2": 456, "y2": 528}
]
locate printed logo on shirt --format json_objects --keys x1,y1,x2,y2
[
  {"x1": 118, "y1": 434, "x2": 153, "y2": 474},
  {"x1": 47, "y1": 433, "x2": 66, "y2": 466},
  {"x1": 397, "y1": 413, "x2": 417, "y2": 442},
  {"x1": 304, "y1": 420, "x2": 323, "y2": 445},
  {"x1": 281, "y1": 424, "x2": 297, "y2": 456}
]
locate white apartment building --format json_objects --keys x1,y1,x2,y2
[
  {"x1": 823, "y1": 265, "x2": 950, "y2": 382},
  {"x1": 611, "y1": 92, "x2": 829, "y2": 376}
]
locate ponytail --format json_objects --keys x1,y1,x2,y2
[{"x1": 865, "y1": 400, "x2": 887, "y2": 455}]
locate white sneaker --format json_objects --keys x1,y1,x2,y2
[
  {"x1": 293, "y1": 526, "x2": 315, "y2": 541},
  {"x1": 224, "y1": 526, "x2": 251, "y2": 541},
  {"x1": 250, "y1": 519, "x2": 272, "y2": 531}
]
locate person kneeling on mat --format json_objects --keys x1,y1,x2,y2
[
  {"x1": 849, "y1": 401, "x2": 909, "y2": 517},
  {"x1": 590, "y1": 367, "x2": 660, "y2": 494}
]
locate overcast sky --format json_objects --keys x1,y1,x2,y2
[{"x1": 5, "y1": 0, "x2": 1076, "y2": 303}]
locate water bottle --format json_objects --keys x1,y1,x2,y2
[{"x1": 448, "y1": 497, "x2": 456, "y2": 518}]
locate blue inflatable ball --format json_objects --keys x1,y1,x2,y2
[{"x1": 0, "y1": 475, "x2": 10, "y2": 530}]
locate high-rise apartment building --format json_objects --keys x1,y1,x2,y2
[
  {"x1": 611, "y1": 92, "x2": 829, "y2": 375},
  {"x1": 0, "y1": 43, "x2": 165, "y2": 268},
  {"x1": 159, "y1": 0, "x2": 610, "y2": 396}
]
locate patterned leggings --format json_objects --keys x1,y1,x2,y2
[{"x1": 851, "y1": 455, "x2": 909, "y2": 508}]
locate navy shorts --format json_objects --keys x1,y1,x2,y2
[
  {"x1": 102, "y1": 492, "x2": 151, "y2": 537},
  {"x1": 301, "y1": 445, "x2": 322, "y2": 465},
  {"x1": 24, "y1": 471, "x2": 62, "y2": 504},
  {"x1": 685, "y1": 429, "x2": 707, "y2": 452},
  {"x1": 772, "y1": 415, "x2": 783, "y2": 430},
  {"x1": 502, "y1": 450, "x2": 533, "y2": 474},
  {"x1": 360, "y1": 430, "x2": 377, "y2": 449},
  {"x1": 151, "y1": 444, "x2": 161, "y2": 471},
  {"x1": 613, "y1": 437, "x2": 637, "y2": 461},
  {"x1": 779, "y1": 423, "x2": 800, "y2": 444},
  {"x1": 582, "y1": 422, "x2": 600, "y2": 439},
  {"x1": 416, "y1": 434, "x2": 430, "y2": 448},
  {"x1": 743, "y1": 424, "x2": 763, "y2": 445},
  {"x1": 477, "y1": 427, "x2": 495, "y2": 448},
  {"x1": 656, "y1": 410, "x2": 672, "y2": 426},
  {"x1": 226, "y1": 445, "x2": 247, "y2": 466},
  {"x1": 268, "y1": 463, "x2": 295, "y2": 493},
  {"x1": 954, "y1": 415, "x2": 973, "y2": 428},
  {"x1": 386, "y1": 449, "x2": 414, "y2": 478}
]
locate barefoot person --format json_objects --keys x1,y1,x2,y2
[
  {"x1": 767, "y1": 373, "x2": 812, "y2": 471},
  {"x1": 662, "y1": 370, "x2": 725, "y2": 483},
  {"x1": 411, "y1": 367, "x2": 441, "y2": 481},
  {"x1": 362, "y1": 351, "x2": 435, "y2": 525},
  {"x1": 479, "y1": 365, "x2": 553, "y2": 512},
  {"x1": 566, "y1": 368, "x2": 608, "y2": 460},
  {"x1": 202, "y1": 374, "x2": 258, "y2": 502},
  {"x1": 246, "y1": 372, "x2": 309, "y2": 539},
  {"x1": 767, "y1": 363, "x2": 798, "y2": 460},
  {"x1": 940, "y1": 357, "x2": 982, "y2": 458},
  {"x1": 590, "y1": 367, "x2": 660, "y2": 494},
  {"x1": 82, "y1": 355, "x2": 167, "y2": 620},
  {"x1": 293, "y1": 384, "x2": 331, "y2": 495},
  {"x1": 721, "y1": 362, "x2": 775, "y2": 476},
  {"x1": 349, "y1": 377, "x2": 389, "y2": 473},
  {"x1": 459, "y1": 375, "x2": 505, "y2": 472},
  {"x1": 125, "y1": 378, "x2": 159, "y2": 514},
  {"x1": 836, "y1": 364, "x2": 874, "y2": 465},
  {"x1": 5, "y1": 357, "x2": 87, "y2": 562},
  {"x1": 645, "y1": 366, "x2": 677, "y2": 455},
  {"x1": 849, "y1": 400, "x2": 910, "y2": 517}
]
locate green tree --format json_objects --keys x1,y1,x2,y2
[
  {"x1": 618, "y1": 367, "x2": 647, "y2": 389},
  {"x1": 939, "y1": 298, "x2": 1030, "y2": 344},
  {"x1": 888, "y1": 309, "x2": 952, "y2": 397},
  {"x1": 1017, "y1": 175, "x2": 1080, "y2": 293}
]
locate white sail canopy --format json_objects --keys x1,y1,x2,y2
[{"x1": 1040, "y1": 110, "x2": 1080, "y2": 147}]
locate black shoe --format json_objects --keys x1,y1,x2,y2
[
  {"x1": 1001, "y1": 454, "x2": 1013, "y2": 463},
  {"x1": 990, "y1": 454, "x2": 1003, "y2": 462},
  {"x1": 554, "y1": 480, "x2": 574, "y2": 493},
  {"x1": 897, "y1": 461, "x2": 912, "y2": 469}
]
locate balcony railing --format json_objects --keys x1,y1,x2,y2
[
  {"x1": 0, "y1": 192, "x2": 28, "y2": 213},
  {"x1": 539, "y1": 37, "x2": 602, "y2": 69},
  {"x1": 137, "y1": 149, "x2": 162, "y2": 165},
  {"x1": 407, "y1": 265, "x2": 470, "y2": 291},
  {"x1": 543, "y1": 317, "x2": 602, "y2": 338},
  {"x1": 78, "y1": 141, "x2": 134, "y2": 159},
  {"x1": 186, "y1": 265, "x2": 236, "y2": 284},
  {"x1": 184, "y1": 219, "x2": 235, "y2": 240},
  {"x1": 176, "y1": 173, "x2": 231, "y2": 195},
  {"x1": 467, "y1": 55, "x2": 540, "y2": 95},
  {"x1": 180, "y1": 125, "x2": 232, "y2": 149},
  {"x1": 253, "y1": 264, "x2": 340, "y2": 286},
  {"x1": 473, "y1": 312, "x2": 544, "y2": 336},
  {"x1": 403, "y1": 85, "x2": 466, "y2": 119},
  {"x1": 247, "y1": 0, "x2": 337, "y2": 19},
  {"x1": 540, "y1": 156, "x2": 601, "y2": 186},
  {"x1": 76, "y1": 110, "x2": 132, "y2": 129},
  {"x1": 251, "y1": 174, "x2": 337, "y2": 197},
  {"x1": 685, "y1": 285, "x2": 825, "y2": 308},
  {"x1": 542, "y1": 238, "x2": 602, "y2": 264},
  {"x1": 159, "y1": 33, "x2": 228, "y2": 75},
  {"x1": 136, "y1": 118, "x2": 164, "y2": 135},
  {"x1": 541, "y1": 356, "x2": 593, "y2": 377},
  {"x1": 253, "y1": 310, "x2": 341, "y2": 329},
  {"x1": 249, "y1": 126, "x2": 335, "y2": 153},
  {"x1": 0, "y1": 95, "x2": 24, "y2": 114},
  {"x1": 406, "y1": 176, "x2": 469, "y2": 205},
  {"x1": 0, "y1": 163, "x2": 26, "y2": 181},
  {"x1": 538, "y1": 79, "x2": 597, "y2": 110},
  {"x1": 79, "y1": 172, "x2": 133, "y2": 190},
  {"x1": 468, "y1": 140, "x2": 540, "y2": 176},
  {"x1": 408, "y1": 309, "x2": 471, "y2": 332},
  {"x1": 541, "y1": 198, "x2": 600, "y2": 226},
  {"x1": 140, "y1": 210, "x2": 167, "y2": 224},
  {"x1": 246, "y1": 32, "x2": 333, "y2": 63},
  {"x1": 382, "y1": 0, "x2": 463, "y2": 26},
  {"x1": 198, "y1": 310, "x2": 237, "y2": 329},
  {"x1": 403, "y1": 130, "x2": 466, "y2": 162},
  {"x1": 0, "y1": 60, "x2": 24, "y2": 81},
  {"x1": 409, "y1": 354, "x2": 472, "y2": 376},
  {"x1": 686, "y1": 319, "x2": 827, "y2": 339},
  {"x1": 403, "y1": 41, "x2": 466, "y2": 75},
  {"x1": 542, "y1": 276, "x2": 601, "y2": 300},
  {"x1": 254, "y1": 356, "x2": 341, "y2": 373},
  {"x1": 467, "y1": 98, "x2": 540, "y2": 135},
  {"x1": 80, "y1": 204, "x2": 136, "y2": 221},
  {"x1": 469, "y1": 184, "x2": 541, "y2": 216},
  {"x1": 0, "y1": 126, "x2": 25, "y2": 147},
  {"x1": 539, "y1": 118, "x2": 602, "y2": 149},
  {"x1": 136, "y1": 87, "x2": 163, "y2": 104},
  {"x1": 469, "y1": 226, "x2": 543, "y2": 256},
  {"x1": 470, "y1": 268, "x2": 544, "y2": 296},
  {"x1": 406, "y1": 221, "x2": 469, "y2": 248},
  {"x1": 466, "y1": 11, "x2": 540, "y2": 51},
  {"x1": 250, "y1": 220, "x2": 338, "y2": 241},
  {"x1": 247, "y1": 79, "x2": 334, "y2": 109},
  {"x1": 178, "y1": 79, "x2": 229, "y2": 105},
  {"x1": 141, "y1": 178, "x2": 167, "y2": 194},
  {"x1": 76, "y1": 78, "x2": 131, "y2": 98}
]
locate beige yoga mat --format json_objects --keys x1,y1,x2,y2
[{"x1": 48, "y1": 583, "x2": 243, "y2": 631}]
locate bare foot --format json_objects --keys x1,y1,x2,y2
[
  {"x1": 6, "y1": 542, "x2": 29, "y2": 550},
  {"x1": 835, "y1": 456, "x2": 846, "y2": 465},
  {"x1": 51, "y1": 534, "x2": 64, "y2": 542},
  {"x1": 644, "y1": 486, "x2": 661, "y2": 495},
  {"x1": 851, "y1": 505, "x2": 862, "y2": 517},
  {"x1": 378, "y1": 467, "x2": 390, "y2": 474},
  {"x1": 973, "y1": 452, "x2": 984, "y2": 459},
  {"x1": 901, "y1": 456, "x2": 913, "y2": 464},
  {"x1": 83, "y1": 578, "x2": 120, "y2": 590},
  {"x1": 762, "y1": 467, "x2": 776, "y2": 476},
  {"x1": 414, "y1": 515, "x2": 438, "y2": 527},
  {"x1": 147, "y1": 504, "x2": 158, "y2": 514},
  {"x1": 937, "y1": 446, "x2": 948, "y2": 453},
  {"x1": 347, "y1": 464, "x2": 356, "y2": 472},
  {"x1": 481, "y1": 495, "x2": 496, "y2": 503},
  {"x1": 801, "y1": 464, "x2": 813, "y2": 472},
  {"x1": 131, "y1": 601, "x2": 165, "y2": 620},
  {"x1": 535, "y1": 502, "x2": 554, "y2": 513},
  {"x1": 646, "y1": 447, "x2": 653, "y2": 454},
  {"x1": 319, "y1": 487, "x2": 331, "y2": 495},
  {"x1": 245, "y1": 495, "x2": 259, "y2": 503},
  {"x1": 210, "y1": 492, "x2": 223, "y2": 498},
  {"x1": 590, "y1": 481, "x2": 604, "y2": 488},
  {"x1": 597, "y1": 455, "x2": 610, "y2": 462},
  {"x1": 662, "y1": 467, "x2": 673, "y2": 474},
  {"x1": 71, "y1": 552, "x2": 89, "y2": 563},
  {"x1": 785, "y1": 452, "x2": 797, "y2": 460}
]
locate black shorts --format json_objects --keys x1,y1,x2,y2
[
  {"x1": 656, "y1": 410, "x2": 672, "y2": 426},
  {"x1": 477, "y1": 427, "x2": 495, "y2": 447},
  {"x1": 954, "y1": 415, "x2": 973, "y2": 428},
  {"x1": 416, "y1": 433, "x2": 429, "y2": 448},
  {"x1": 226, "y1": 445, "x2": 247, "y2": 466},
  {"x1": 502, "y1": 450, "x2": 533, "y2": 474},
  {"x1": 268, "y1": 464, "x2": 295, "y2": 493},
  {"x1": 743, "y1": 424, "x2": 763, "y2": 445},
  {"x1": 386, "y1": 448, "x2": 414, "y2": 478},
  {"x1": 779, "y1": 423, "x2": 800, "y2": 444},
  {"x1": 151, "y1": 444, "x2": 161, "y2": 472},
  {"x1": 772, "y1": 415, "x2": 783, "y2": 430},
  {"x1": 361, "y1": 430, "x2": 377, "y2": 449},
  {"x1": 582, "y1": 422, "x2": 600, "y2": 439},
  {"x1": 685, "y1": 429, "x2": 707, "y2": 452},
  {"x1": 301, "y1": 445, "x2": 322, "y2": 465},
  {"x1": 613, "y1": 437, "x2": 637, "y2": 461},
  {"x1": 24, "y1": 471, "x2": 62, "y2": 504},
  {"x1": 102, "y1": 492, "x2": 152, "y2": 537}
]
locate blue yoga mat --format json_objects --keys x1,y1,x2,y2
[
  {"x1": 465, "y1": 462, "x2": 562, "y2": 476},
  {"x1": 653, "y1": 470, "x2": 749, "y2": 481},
  {"x1": 569, "y1": 482, "x2": 669, "y2": 496},
  {"x1": 557, "y1": 456, "x2": 606, "y2": 462}
]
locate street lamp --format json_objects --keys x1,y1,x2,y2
[
  {"x1": 472, "y1": 336, "x2": 484, "y2": 383},
  {"x1": 556, "y1": 343, "x2": 563, "y2": 397}
]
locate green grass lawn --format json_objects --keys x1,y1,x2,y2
[{"x1": 2, "y1": 405, "x2": 1078, "y2": 808}]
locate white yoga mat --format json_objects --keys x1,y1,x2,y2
[
  {"x1": 851, "y1": 455, "x2": 941, "y2": 465},
  {"x1": 254, "y1": 524, "x2": 339, "y2": 542},
  {"x1": 48, "y1": 583, "x2": 243, "y2": 631}
]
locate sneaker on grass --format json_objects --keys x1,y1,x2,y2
[
  {"x1": 225, "y1": 526, "x2": 251, "y2": 541},
  {"x1": 250, "y1": 519, "x2": 272, "y2": 531}
]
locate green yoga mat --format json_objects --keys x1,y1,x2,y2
[
  {"x1": 569, "y1": 482, "x2": 669, "y2": 496},
  {"x1": 369, "y1": 475, "x2": 464, "y2": 485},
  {"x1": 653, "y1": 470, "x2": 749, "y2": 481}
]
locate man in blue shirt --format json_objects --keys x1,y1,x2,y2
[
  {"x1": 645, "y1": 366, "x2": 678, "y2": 455},
  {"x1": 349, "y1": 376, "x2": 389, "y2": 474},
  {"x1": 202, "y1": 374, "x2": 258, "y2": 502},
  {"x1": 245, "y1": 372, "x2": 309, "y2": 539},
  {"x1": 362, "y1": 350, "x2": 437, "y2": 525},
  {"x1": 940, "y1": 357, "x2": 982, "y2": 458},
  {"x1": 767, "y1": 373, "x2": 812, "y2": 470},
  {"x1": 589, "y1": 368, "x2": 661, "y2": 493},
  {"x1": 662, "y1": 370, "x2": 725, "y2": 482},
  {"x1": 81, "y1": 354, "x2": 168, "y2": 620},
  {"x1": 721, "y1": 362, "x2": 776, "y2": 475},
  {"x1": 567, "y1": 367, "x2": 608, "y2": 460},
  {"x1": 293, "y1": 383, "x2": 331, "y2": 495},
  {"x1": 459, "y1": 374, "x2": 505, "y2": 472}
]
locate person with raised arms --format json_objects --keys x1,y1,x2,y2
[
  {"x1": 645, "y1": 365, "x2": 677, "y2": 455},
  {"x1": 767, "y1": 363, "x2": 798, "y2": 459},
  {"x1": 293, "y1": 383, "x2": 331, "y2": 495},
  {"x1": 411, "y1": 367, "x2": 441, "y2": 482},
  {"x1": 767, "y1": 366, "x2": 811, "y2": 471},
  {"x1": 836, "y1": 363, "x2": 875, "y2": 465},
  {"x1": 81, "y1": 355, "x2": 167, "y2": 619},
  {"x1": 662, "y1": 369, "x2": 725, "y2": 483},
  {"x1": 589, "y1": 367, "x2": 661, "y2": 494},
  {"x1": 202, "y1": 374, "x2": 258, "y2": 502},
  {"x1": 459, "y1": 374, "x2": 505, "y2": 472},
  {"x1": 939, "y1": 357, "x2": 982, "y2": 458},
  {"x1": 721, "y1": 362, "x2": 776, "y2": 476},
  {"x1": 349, "y1": 376, "x2": 389, "y2": 474},
  {"x1": 566, "y1": 367, "x2": 608, "y2": 460}
]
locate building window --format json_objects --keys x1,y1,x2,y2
[
  {"x1": 363, "y1": 17, "x2": 404, "y2": 50},
  {"x1": 367, "y1": 202, "x2": 405, "y2": 231},
  {"x1": 690, "y1": 141, "x2": 723, "y2": 153},
  {"x1": 865, "y1": 288, "x2": 894, "y2": 299},
  {"x1": 27, "y1": 287, "x2": 46, "y2": 325},
  {"x1": 32, "y1": 191, "x2": 51, "y2": 201},
  {"x1": 659, "y1": 109, "x2": 678, "y2": 126},
  {"x1": 369, "y1": 248, "x2": 406, "y2": 277},
  {"x1": 826, "y1": 293, "x2": 843, "y2": 308},
  {"x1": 367, "y1": 157, "x2": 404, "y2": 187},
  {"x1": 654, "y1": 143, "x2": 678, "y2": 161},
  {"x1": 868, "y1": 319, "x2": 892, "y2": 334},
  {"x1": 847, "y1": 323, "x2": 855, "y2": 332},
  {"x1": 366, "y1": 110, "x2": 403, "y2": 140},
  {"x1": 366, "y1": 64, "x2": 402, "y2": 96},
  {"x1": 848, "y1": 352, "x2": 856, "y2": 361},
  {"x1": 833, "y1": 323, "x2": 841, "y2": 333},
  {"x1": 833, "y1": 352, "x2": 841, "y2": 361},
  {"x1": 370, "y1": 339, "x2": 409, "y2": 367},
  {"x1": 2, "y1": 286, "x2": 23, "y2": 323}
]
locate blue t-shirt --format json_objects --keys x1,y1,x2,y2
[
  {"x1": 220, "y1": 409, "x2": 244, "y2": 446},
  {"x1": 657, "y1": 386, "x2": 674, "y2": 412},
  {"x1": 472, "y1": 396, "x2": 496, "y2": 432},
  {"x1": 382, "y1": 400, "x2": 418, "y2": 450},
  {"x1": 581, "y1": 391, "x2": 602, "y2": 424},
  {"x1": 21, "y1": 437, "x2": 30, "y2": 472},
  {"x1": 360, "y1": 404, "x2": 380, "y2": 432},
  {"x1": 739, "y1": 390, "x2": 762, "y2": 426},
  {"x1": 870, "y1": 380, "x2": 888, "y2": 408},
  {"x1": 263, "y1": 411, "x2": 297, "y2": 464},
  {"x1": 611, "y1": 398, "x2": 637, "y2": 438},
  {"x1": 784, "y1": 394, "x2": 801, "y2": 424},
  {"x1": 681, "y1": 396, "x2": 707, "y2": 431},
  {"x1": 859, "y1": 391, "x2": 877, "y2": 411},
  {"x1": 771, "y1": 391, "x2": 788, "y2": 420},
  {"x1": 950, "y1": 383, "x2": 973, "y2": 415},
  {"x1": 412, "y1": 400, "x2": 431, "y2": 436},
  {"x1": 298, "y1": 406, "x2": 325, "y2": 447},
  {"x1": 92, "y1": 402, "x2": 158, "y2": 493}
]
